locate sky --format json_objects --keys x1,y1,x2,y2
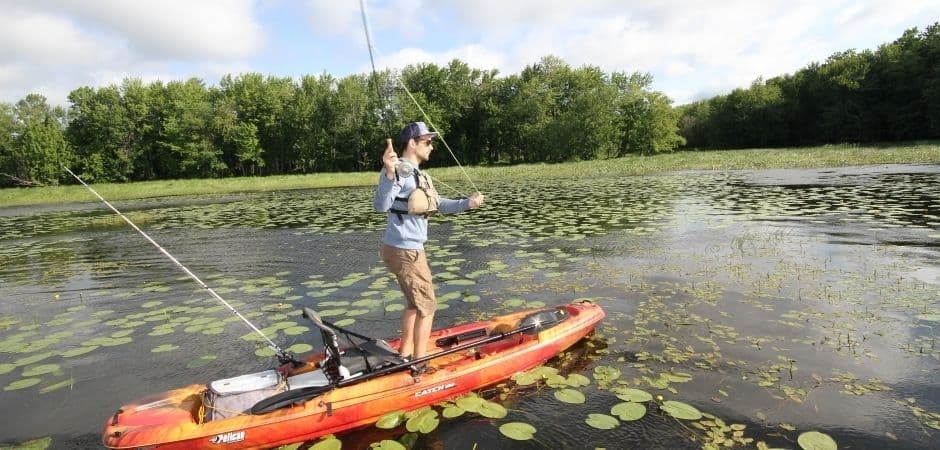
[{"x1": 1, "y1": 0, "x2": 938, "y2": 108}]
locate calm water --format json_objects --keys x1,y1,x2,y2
[{"x1": 1, "y1": 164, "x2": 938, "y2": 449}]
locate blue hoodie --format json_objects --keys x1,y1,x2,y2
[{"x1": 373, "y1": 168, "x2": 470, "y2": 250}]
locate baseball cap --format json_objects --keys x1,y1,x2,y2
[{"x1": 398, "y1": 122, "x2": 438, "y2": 146}]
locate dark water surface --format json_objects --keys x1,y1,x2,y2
[{"x1": 1, "y1": 164, "x2": 938, "y2": 449}]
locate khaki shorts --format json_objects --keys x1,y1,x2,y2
[{"x1": 380, "y1": 245, "x2": 436, "y2": 317}]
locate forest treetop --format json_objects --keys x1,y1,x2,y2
[{"x1": 1, "y1": 22, "x2": 936, "y2": 187}]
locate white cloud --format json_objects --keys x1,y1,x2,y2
[
  {"x1": 307, "y1": 0, "x2": 427, "y2": 45},
  {"x1": 0, "y1": 0, "x2": 264, "y2": 105},
  {"x1": 1, "y1": 0, "x2": 938, "y2": 107},
  {"x1": 29, "y1": 0, "x2": 265, "y2": 59},
  {"x1": 835, "y1": 4, "x2": 869, "y2": 26},
  {"x1": 373, "y1": 44, "x2": 505, "y2": 73},
  {"x1": 359, "y1": 0, "x2": 940, "y2": 103},
  {"x1": 0, "y1": 7, "x2": 100, "y2": 64},
  {"x1": 307, "y1": 0, "x2": 363, "y2": 41}
]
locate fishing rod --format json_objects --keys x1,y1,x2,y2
[
  {"x1": 63, "y1": 166, "x2": 296, "y2": 365},
  {"x1": 358, "y1": 0, "x2": 394, "y2": 139},
  {"x1": 356, "y1": 0, "x2": 480, "y2": 195}
]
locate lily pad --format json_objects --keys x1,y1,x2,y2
[
  {"x1": 586, "y1": 413, "x2": 620, "y2": 429},
  {"x1": 479, "y1": 401, "x2": 508, "y2": 418},
  {"x1": 287, "y1": 343, "x2": 313, "y2": 354},
  {"x1": 39, "y1": 378, "x2": 74, "y2": 394},
  {"x1": 611, "y1": 401, "x2": 647, "y2": 421},
  {"x1": 151, "y1": 344, "x2": 179, "y2": 353},
  {"x1": 442, "y1": 405, "x2": 465, "y2": 418},
  {"x1": 566, "y1": 373, "x2": 591, "y2": 387},
  {"x1": 545, "y1": 374, "x2": 569, "y2": 388},
  {"x1": 665, "y1": 372, "x2": 693, "y2": 383},
  {"x1": 405, "y1": 408, "x2": 439, "y2": 434},
  {"x1": 614, "y1": 388, "x2": 653, "y2": 402},
  {"x1": 375, "y1": 410, "x2": 406, "y2": 429},
  {"x1": 499, "y1": 422, "x2": 536, "y2": 440},
  {"x1": 317, "y1": 301, "x2": 350, "y2": 307},
  {"x1": 593, "y1": 366, "x2": 622, "y2": 383},
  {"x1": 661, "y1": 400, "x2": 703, "y2": 420},
  {"x1": 310, "y1": 436, "x2": 342, "y2": 450},
  {"x1": 0, "y1": 436, "x2": 52, "y2": 449},
  {"x1": 369, "y1": 440, "x2": 406, "y2": 450},
  {"x1": 318, "y1": 309, "x2": 346, "y2": 318},
  {"x1": 255, "y1": 347, "x2": 277, "y2": 357},
  {"x1": 456, "y1": 395, "x2": 486, "y2": 412},
  {"x1": 504, "y1": 299, "x2": 526, "y2": 308},
  {"x1": 283, "y1": 326, "x2": 309, "y2": 336},
  {"x1": 22, "y1": 364, "x2": 60, "y2": 377},
  {"x1": 14, "y1": 352, "x2": 55, "y2": 366},
  {"x1": 797, "y1": 431, "x2": 837, "y2": 450},
  {"x1": 528, "y1": 366, "x2": 559, "y2": 377},
  {"x1": 512, "y1": 371, "x2": 540, "y2": 386},
  {"x1": 61, "y1": 346, "x2": 98, "y2": 358},
  {"x1": 5, "y1": 378, "x2": 41, "y2": 391},
  {"x1": 554, "y1": 388, "x2": 586, "y2": 404}
]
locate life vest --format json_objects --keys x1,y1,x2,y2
[{"x1": 389, "y1": 169, "x2": 439, "y2": 220}]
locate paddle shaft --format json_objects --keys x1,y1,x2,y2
[
  {"x1": 340, "y1": 322, "x2": 538, "y2": 387},
  {"x1": 252, "y1": 320, "x2": 549, "y2": 414}
]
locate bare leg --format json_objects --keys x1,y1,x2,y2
[
  {"x1": 400, "y1": 309, "x2": 417, "y2": 358},
  {"x1": 413, "y1": 312, "x2": 435, "y2": 359}
]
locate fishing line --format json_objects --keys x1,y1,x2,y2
[
  {"x1": 357, "y1": 0, "x2": 480, "y2": 196},
  {"x1": 63, "y1": 166, "x2": 293, "y2": 363},
  {"x1": 426, "y1": 176, "x2": 465, "y2": 198}
]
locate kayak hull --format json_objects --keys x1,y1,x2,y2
[{"x1": 102, "y1": 301, "x2": 605, "y2": 449}]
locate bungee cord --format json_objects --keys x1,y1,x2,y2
[
  {"x1": 63, "y1": 166, "x2": 294, "y2": 364},
  {"x1": 357, "y1": 0, "x2": 480, "y2": 196}
]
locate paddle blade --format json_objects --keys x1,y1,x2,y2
[{"x1": 251, "y1": 385, "x2": 332, "y2": 415}]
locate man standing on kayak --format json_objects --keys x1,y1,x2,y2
[{"x1": 373, "y1": 122, "x2": 484, "y2": 371}]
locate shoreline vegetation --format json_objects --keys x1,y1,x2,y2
[{"x1": 2, "y1": 142, "x2": 938, "y2": 208}]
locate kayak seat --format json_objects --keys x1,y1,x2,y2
[
  {"x1": 341, "y1": 339, "x2": 405, "y2": 375},
  {"x1": 288, "y1": 365, "x2": 351, "y2": 389},
  {"x1": 302, "y1": 307, "x2": 404, "y2": 375}
]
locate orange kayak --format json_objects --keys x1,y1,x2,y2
[{"x1": 102, "y1": 300, "x2": 605, "y2": 449}]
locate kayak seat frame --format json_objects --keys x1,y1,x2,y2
[{"x1": 302, "y1": 308, "x2": 405, "y2": 381}]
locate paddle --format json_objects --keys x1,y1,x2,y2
[
  {"x1": 435, "y1": 328, "x2": 488, "y2": 347},
  {"x1": 250, "y1": 307, "x2": 569, "y2": 414}
]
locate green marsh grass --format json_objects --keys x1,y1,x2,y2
[{"x1": 2, "y1": 142, "x2": 938, "y2": 207}]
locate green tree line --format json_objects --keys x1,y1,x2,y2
[
  {"x1": 2, "y1": 22, "x2": 936, "y2": 187},
  {"x1": 0, "y1": 56, "x2": 683, "y2": 186},
  {"x1": 679, "y1": 23, "x2": 940, "y2": 148}
]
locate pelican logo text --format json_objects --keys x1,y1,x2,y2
[
  {"x1": 210, "y1": 431, "x2": 245, "y2": 444},
  {"x1": 414, "y1": 382, "x2": 456, "y2": 397}
]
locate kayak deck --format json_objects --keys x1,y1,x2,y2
[{"x1": 103, "y1": 301, "x2": 604, "y2": 449}]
